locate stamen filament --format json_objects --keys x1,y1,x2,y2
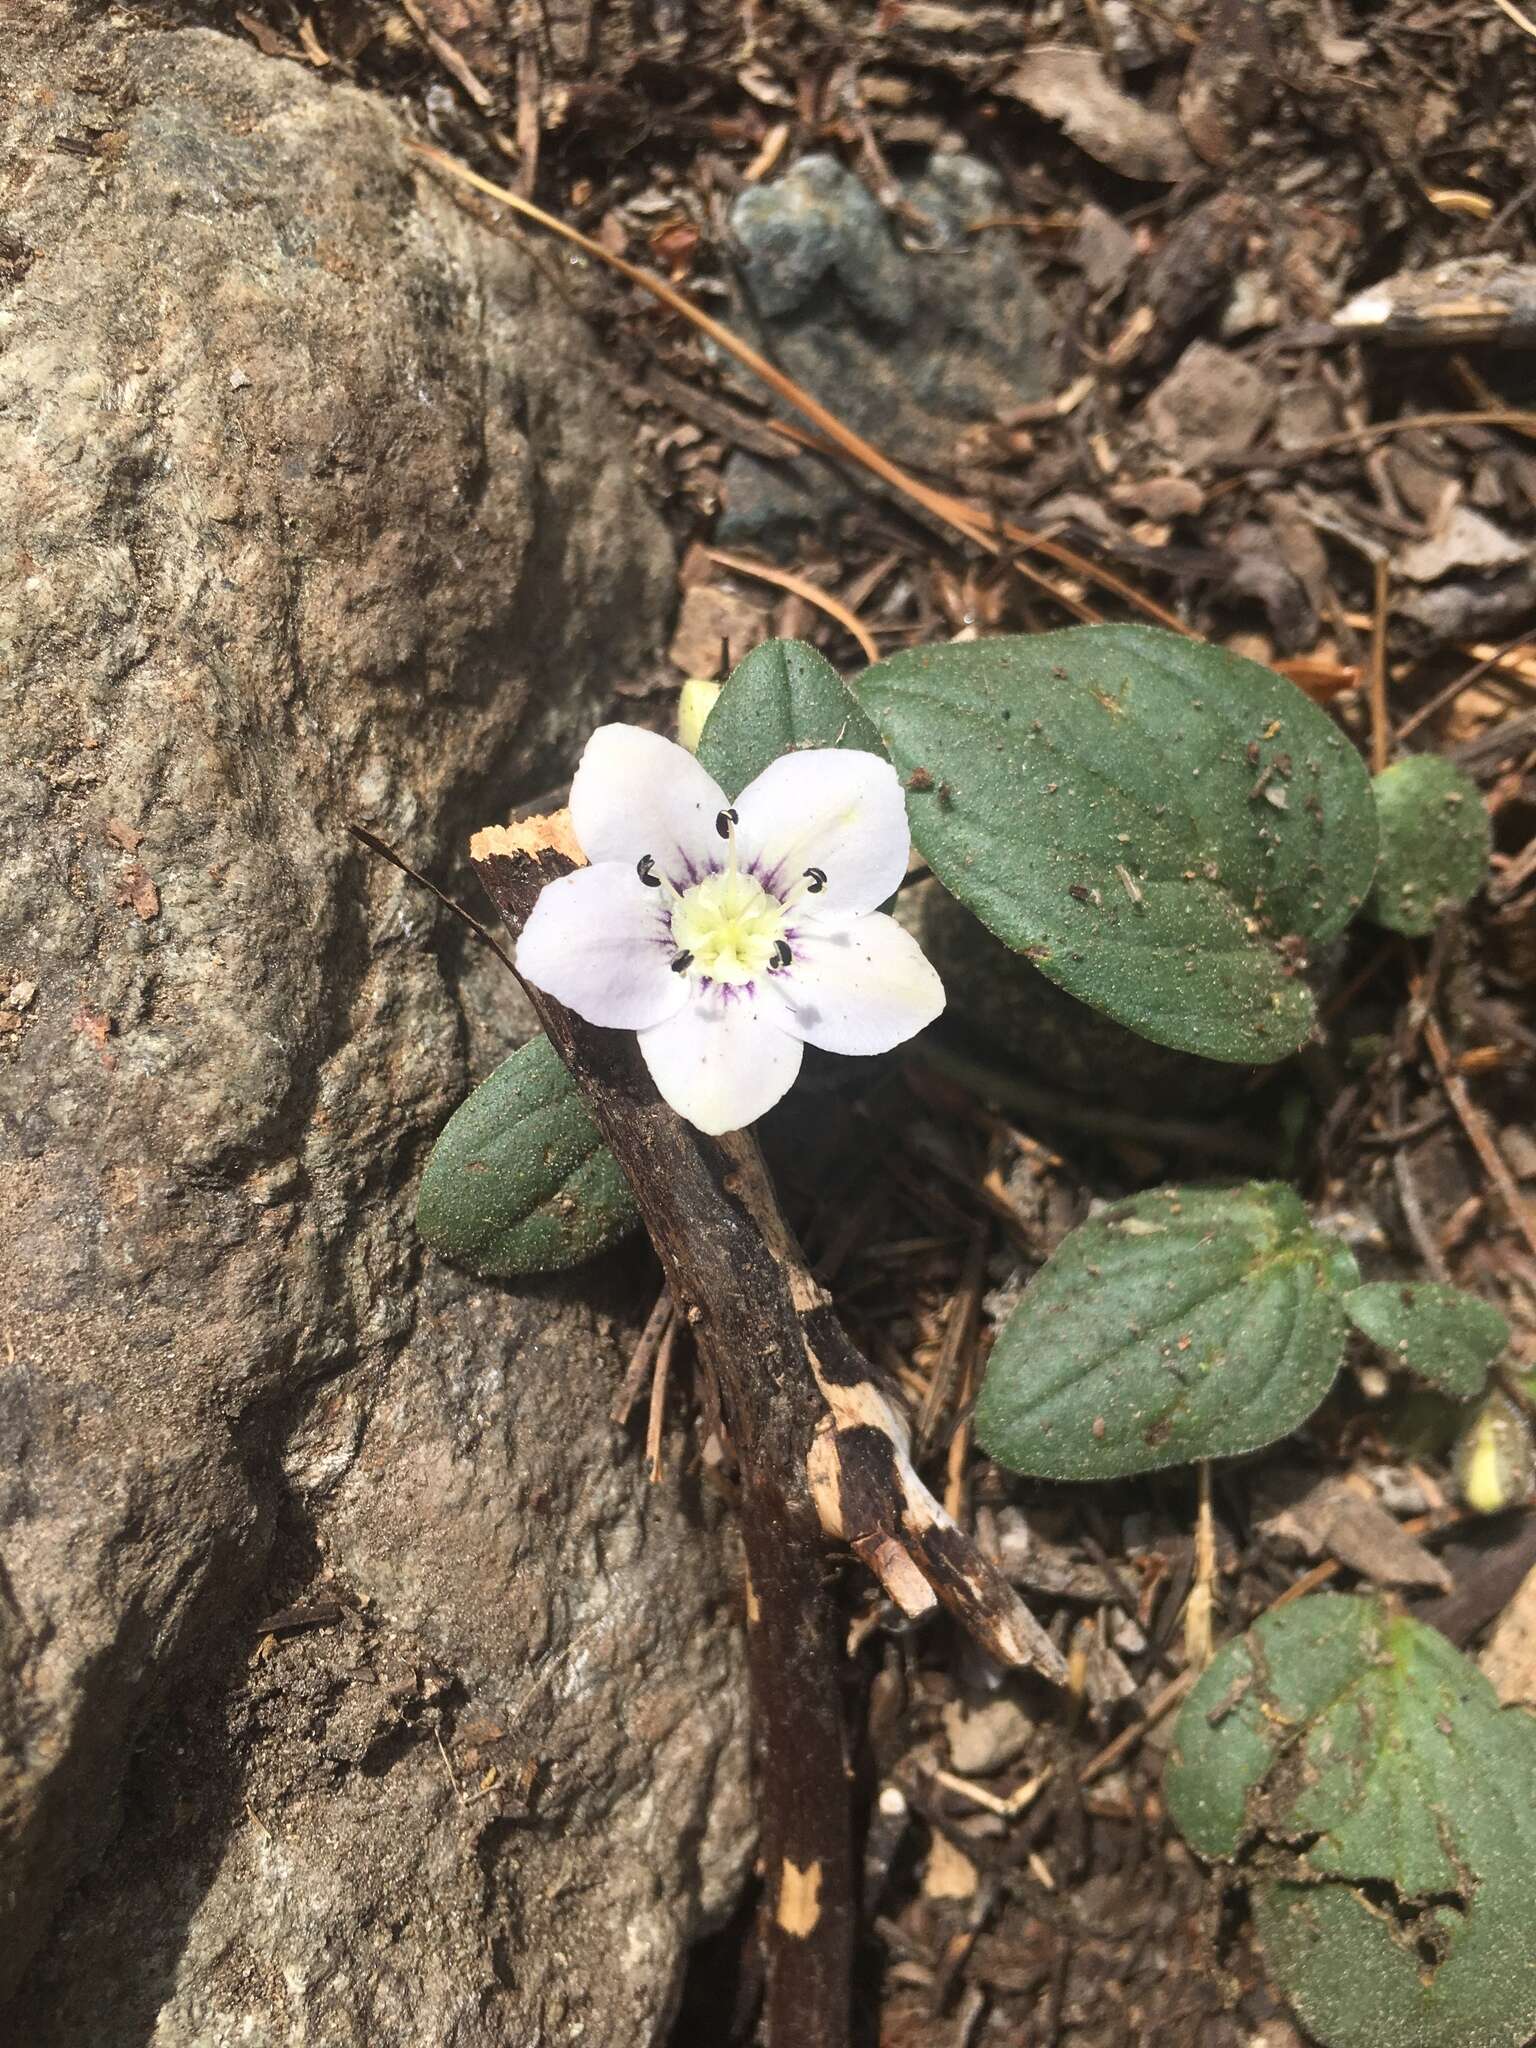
[
  {"x1": 715, "y1": 807, "x2": 740, "y2": 882},
  {"x1": 638, "y1": 852, "x2": 682, "y2": 906}
]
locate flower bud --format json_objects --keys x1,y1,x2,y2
[
  {"x1": 676, "y1": 678, "x2": 722, "y2": 755},
  {"x1": 1454, "y1": 1389, "x2": 1534, "y2": 1516}
]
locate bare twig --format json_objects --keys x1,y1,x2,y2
[
  {"x1": 1397, "y1": 629, "x2": 1536, "y2": 742},
  {"x1": 1491, "y1": 0, "x2": 1536, "y2": 46},
  {"x1": 613, "y1": 1285, "x2": 673, "y2": 1425},
  {"x1": 345, "y1": 822, "x2": 516, "y2": 973},
  {"x1": 399, "y1": 0, "x2": 497, "y2": 109},
  {"x1": 1368, "y1": 556, "x2": 1391, "y2": 774},
  {"x1": 917, "y1": 1224, "x2": 988, "y2": 1455},
  {"x1": 470, "y1": 836, "x2": 1065, "y2": 2048},
  {"x1": 704, "y1": 548, "x2": 881, "y2": 663},
  {"x1": 1423, "y1": 1009, "x2": 1536, "y2": 1263},
  {"x1": 1184, "y1": 1463, "x2": 1216, "y2": 1673},
  {"x1": 645, "y1": 1310, "x2": 678, "y2": 1484}
]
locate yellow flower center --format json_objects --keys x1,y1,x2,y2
[{"x1": 669, "y1": 870, "x2": 786, "y2": 985}]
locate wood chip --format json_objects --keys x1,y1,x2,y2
[
  {"x1": 667, "y1": 582, "x2": 769, "y2": 677},
  {"x1": 1001, "y1": 50, "x2": 1197, "y2": 183},
  {"x1": 923, "y1": 1831, "x2": 979, "y2": 1901},
  {"x1": 1479, "y1": 1560, "x2": 1536, "y2": 1706},
  {"x1": 1260, "y1": 1475, "x2": 1452, "y2": 1592}
]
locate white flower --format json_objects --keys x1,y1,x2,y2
[{"x1": 516, "y1": 725, "x2": 945, "y2": 1135}]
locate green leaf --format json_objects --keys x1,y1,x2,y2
[
  {"x1": 697, "y1": 637, "x2": 884, "y2": 799},
  {"x1": 1344, "y1": 1281, "x2": 1509, "y2": 1399},
  {"x1": 850, "y1": 624, "x2": 1378, "y2": 1062},
  {"x1": 1166, "y1": 1593, "x2": 1536, "y2": 2048},
  {"x1": 974, "y1": 1183, "x2": 1360, "y2": 1479},
  {"x1": 416, "y1": 1034, "x2": 638, "y2": 1276},
  {"x1": 1365, "y1": 754, "x2": 1491, "y2": 936}
]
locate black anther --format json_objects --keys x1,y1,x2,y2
[
  {"x1": 636, "y1": 855, "x2": 661, "y2": 887},
  {"x1": 715, "y1": 807, "x2": 739, "y2": 839},
  {"x1": 670, "y1": 950, "x2": 694, "y2": 973},
  {"x1": 771, "y1": 940, "x2": 792, "y2": 969},
  {"x1": 804, "y1": 866, "x2": 827, "y2": 893}
]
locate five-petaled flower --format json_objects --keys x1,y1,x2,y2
[{"x1": 517, "y1": 725, "x2": 945, "y2": 1135}]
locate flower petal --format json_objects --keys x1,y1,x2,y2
[
  {"x1": 769, "y1": 911, "x2": 945, "y2": 1055},
  {"x1": 569, "y1": 724, "x2": 730, "y2": 888},
  {"x1": 734, "y1": 748, "x2": 910, "y2": 916},
  {"x1": 517, "y1": 864, "x2": 689, "y2": 1031},
  {"x1": 638, "y1": 991, "x2": 804, "y2": 1135}
]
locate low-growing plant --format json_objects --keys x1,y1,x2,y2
[{"x1": 415, "y1": 625, "x2": 1509, "y2": 2047}]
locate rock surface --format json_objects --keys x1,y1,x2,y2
[
  {"x1": 0, "y1": 10, "x2": 749, "y2": 2041},
  {"x1": 718, "y1": 153, "x2": 1052, "y2": 545}
]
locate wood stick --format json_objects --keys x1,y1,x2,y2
[{"x1": 471, "y1": 841, "x2": 1065, "y2": 2048}]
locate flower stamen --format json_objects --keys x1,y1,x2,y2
[
  {"x1": 780, "y1": 865, "x2": 830, "y2": 910},
  {"x1": 771, "y1": 940, "x2": 792, "y2": 969},
  {"x1": 637, "y1": 851, "x2": 682, "y2": 905},
  {"x1": 670, "y1": 949, "x2": 694, "y2": 973},
  {"x1": 715, "y1": 806, "x2": 740, "y2": 881}
]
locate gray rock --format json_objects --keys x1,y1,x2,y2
[
  {"x1": 0, "y1": 9, "x2": 749, "y2": 2041},
  {"x1": 719, "y1": 154, "x2": 1052, "y2": 545}
]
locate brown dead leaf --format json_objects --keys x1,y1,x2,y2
[
  {"x1": 923, "y1": 1831, "x2": 979, "y2": 1901},
  {"x1": 1480, "y1": 1560, "x2": 1536, "y2": 1707},
  {"x1": 234, "y1": 9, "x2": 300, "y2": 60},
  {"x1": 1177, "y1": 0, "x2": 1274, "y2": 168},
  {"x1": 1260, "y1": 1474, "x2": 1452, "y2": 1591},
  {"x1": 104, "y1": 816, "x2": 145, "y2": 852},
  {"x1": 1398, "y1": 501, "x2": 1527, "y2": 583},
  {"x1": 1073, "y1": 202, "x2": 1138, "y2": 292},
  {"x1": 1144, "y1": 340, "x2": 1274, "y2": 466},
  {"x1": 1111, "y1": 476, "x2": 1206, "y2": 521},
  {"x1": 1001, "y1": 50, "x2": 1197, "y2": 184},
  {"x1": 668, "y1": 583, "x2": 768, "y2": 678}
]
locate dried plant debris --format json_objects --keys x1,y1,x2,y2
[
  {"x1": 1000, "y1": 49, "x2": 1197, "y2": 183},
  {"x1": 1336, "y1": 258, "x2": 1536, "y2": 349}
]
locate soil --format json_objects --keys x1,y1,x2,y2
[{"x1": 157, "y1": 4, "x2": 1536, "y2": 2042}]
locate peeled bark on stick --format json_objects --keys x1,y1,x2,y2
[{"x1": 472, "y1": 835, "x2": 1063, "y2": 2048}]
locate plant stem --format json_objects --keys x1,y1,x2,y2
[{"x1": 472, "y1": 840, "x2": 1062, "y2": 2047}]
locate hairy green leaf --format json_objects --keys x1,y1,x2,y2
[
  {"x1": 1167, "y1": 1593, "x2": 1536, "y2": 2048},
  {"x1": 1344, "y1": 1281, "x2": 1509, "y2": 1399},
  {"x1": 851, "y1": 625, "x2": 1378, "y2": 1061},
  {"x1": 974, "y1": 1183, "x2": 1360, "y2": 1479},
  {"x1": 1365, "y1": 754, "x2": 1491, "y2": 936},
  {"x1": 416, "y1": 1034, "x2": 637, "y2": 1275},
  {"x1": 697, "y1": 636, "x2": 883, "y2": 799}
]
